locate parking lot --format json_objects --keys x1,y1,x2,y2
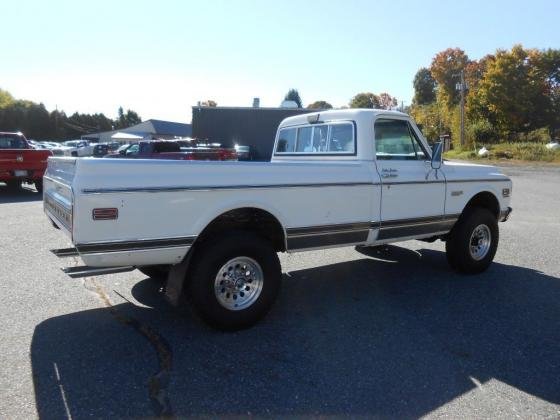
[{"x1": 0, "y1": 164, "x2": 559, "y2": 418}]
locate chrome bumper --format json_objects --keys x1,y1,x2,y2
[{"x1": 499, "y1": 206, "x2": 512, "y2": 222}]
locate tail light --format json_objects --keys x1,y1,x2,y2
[{"x1": 92, "y1": 208, "x2": 118, "y2": 220}]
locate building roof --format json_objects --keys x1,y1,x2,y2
[
  {"x1": 81, "y1": 119, "x2": 192, "y2": 140},
  {"x1": 126, "y1": 119, "x2": 191, "y2": 136}
]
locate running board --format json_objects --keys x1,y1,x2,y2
[
  {"x1": 51, "y1": 247, "x2": 80, "y2": 257},
  {"x1": 62, "y1": 265, "x2": 135, "y2": 278}
]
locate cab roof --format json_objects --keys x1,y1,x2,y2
[{"x1": 278, "y1": 108, "x2": 409, "y2": 128}]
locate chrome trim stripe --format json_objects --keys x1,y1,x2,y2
[
  {"x1": 82, "y1": 182, "x2": 376, "y2": 194},
  {"x1": 286, "y1": 222, "x2": 371, "y2": 236},
  {"x1": 383, "y1": 180, "x2": 445, "y2": 185},
  {"x1": 81, "y1": 178, "x2": 510, "y2": 194},
  {"x1": 447, "y1": 178, "x2": 510, "y2": 183},
  {"x1": 287, "y1": 230, "x2": 369, "y2": 250},
  {"x1": 76, "y1": 236, "x2": 196, "y2": 254},
  {"x1": 63, "y1": 265, "x2": 135, "y2": 278},
  {"x1": 377, "y1": 222, "x2": 455, "y2": 240}
]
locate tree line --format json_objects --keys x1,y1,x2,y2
[
  {"x1": 410, "y1": 45, "x2": 560, "y2": 146},
  {"x1": 284, "y1": 88, "x2": 399, "y2": 111},
  {"x1": 0, "y1": 88, "x2": 141, "y2": 141}
]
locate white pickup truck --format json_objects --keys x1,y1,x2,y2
[{"x1": 44, "y1": 109, "x2": 512, "y2": 330}]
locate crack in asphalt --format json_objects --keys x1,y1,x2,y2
[{"x1": 84, "y1": 278, "x2": 174, "y2": 417}]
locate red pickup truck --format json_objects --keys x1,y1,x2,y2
[{"x1": 0, "y1": 132, "x2": 52, "y2": 193}]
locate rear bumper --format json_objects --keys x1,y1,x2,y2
[
  {"x1": 499, "y1": 206, "x2": 512, "y2": 222},
  {"x1": 0, "y1": 169, "x2": 44, "y2": 181}
]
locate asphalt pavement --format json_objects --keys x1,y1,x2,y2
[{"x1": 0, "y1": 165, "x2": 559, "y2": 419}]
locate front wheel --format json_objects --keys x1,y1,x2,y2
[
  {"x1": 446, "y1": 207, "x2": 499, "y2": 274},
  {"x1": 187, "y1": 232, "x2": 281, "y2": 331}
]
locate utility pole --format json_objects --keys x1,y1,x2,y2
[
  {"x1": 459, "y1": 70, "x2": 465, "y2": 147},
  {"x1": 455, "y1": 71, "x2": 467, "y2": 147}
]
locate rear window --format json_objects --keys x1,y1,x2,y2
[
  {"x1": 275, "y1": 122, "x2": 354, "y2": 155},
  {"x1": 0, "y1": 134, "x2": 26, "y2": 149}
]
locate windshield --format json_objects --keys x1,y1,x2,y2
[{"x1": 0, "y1": 134, "x2": 27, "y2": 149}]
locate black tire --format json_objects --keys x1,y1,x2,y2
[
  {"x1": 446, "y1": 207, "x2": 499, "y2": 274},
  {"x1": 35, "y1": 179, "x2": 43, "y2": 194},
  {"x1": 137, "y1": 265, "x2": 169, "y2": 282},
  {"x1": 187, "y1": 231, "x2": 281, "y2": 331}
]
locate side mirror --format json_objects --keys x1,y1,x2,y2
[
  {"x1": 119, "y1": 149, "x2": 126, "y2": 155},
  {"x1": 431, "y1": 141, "x2": 443, "y2": 170}
]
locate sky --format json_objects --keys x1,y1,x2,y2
[{"x1": 2, "y1": 0, "x2": 558, "y2": 123}]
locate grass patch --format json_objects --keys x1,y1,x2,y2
[{"x1": 445, "y1": 142, "x2": 560, "y2": 163}]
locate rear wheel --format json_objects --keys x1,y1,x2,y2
[
  {"x1": 187, "y1": 232, "x2": 281, "y2": 331},
  {"x1": 446, "y1": 207, "x2": 498, "y2": 274}
]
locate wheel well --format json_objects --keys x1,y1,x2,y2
[
  {"x1": 195, "y1": 208, "x2": 286, "y2": 252},
  {"x1": 464, "y1": 191, "x2": 500, "y2": 219}
]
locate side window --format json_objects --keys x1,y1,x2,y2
[
  {"x1": 126, "y1": 144, "x2": 140, "y2": 156},
  {"x1": 276, "y1": 128, "x2": 297, "y2": 153},
  {"x1": 374, "y1": 119, "x2": 426, "y2": 160},
  {"x1": 328, "y1": 123, "x2": 354, "y2": 153}
]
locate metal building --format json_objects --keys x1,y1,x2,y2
[{"x1": 191, "y1": 106, "x2": 315, "y2": 161}]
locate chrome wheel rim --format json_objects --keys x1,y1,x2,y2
[
  {"x1": 469, "y1": 224, "x2": 491, "y2": 261},
  {"x1": 214, "y1": 257, "x2": 264, "y2": 311}
]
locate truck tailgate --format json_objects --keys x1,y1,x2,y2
[
  {"x1": 43, "y1": 157, "x2": 76, "y2": 238},
  {"x1": 0, "y1": 149, "x2": 52, "y2": 179}
]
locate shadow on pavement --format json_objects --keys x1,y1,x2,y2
[
  {"x1": 0, "y1": 183, "x2": 41, "y2": 204},
  {"x1": 31, "y1": 246, "x2": 560, "y2": 418}
]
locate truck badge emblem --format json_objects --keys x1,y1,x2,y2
[{"x1": 16, "y1": 155, "x2": 23, "y2": 162}]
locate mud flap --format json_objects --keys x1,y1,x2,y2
[{"x1": 164, "y1": 247, "x2": 194, "y2": 306}]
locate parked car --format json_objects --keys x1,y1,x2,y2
[
  {"x1": 91, "y1": 144, "x2": 108, "y2": 157},
  {"x1": 0, "y1": 132, "x2": 52, "y2": 192},
  {"x1": 104, "y1": 140, "x2": 237, "y2": 160},
  {"x1": 103, "y1": 143, "x2": 136, "y2": 158},
  {"x1": 176, "y1": 139, "x2": 238, "y2": 161},
  {"x1": 234, "y1": 144, "x2": 252, "y2": 160},
  {"x1": 62, "y1": 140, "x2": 94, "y2": 157},
  {"x1": 45, "y1": 109, "x2": 512, "y2": 330}
]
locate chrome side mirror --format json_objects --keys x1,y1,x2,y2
[{"x1": 431, "y1": 141, "x2": 443, "y2": 170}]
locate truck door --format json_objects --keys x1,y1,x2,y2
[{"x1": 373, "y1": 117, "x2": 447, "y2": 240}]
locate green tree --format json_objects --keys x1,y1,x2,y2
[
  {"x1": 307, "y1": 100, "x2": 333, "y2": 109},
  {"x1": 349, "y1": 92, "x2": 380, "y2": 108},
  {"x1": 284, "y1": 89, "x2": 303, "y2": 108},
  {"x1": 0, "y1": 88, "x2": 14, "y2": 109},
  {"x1": 471, "y1": 45, "x2": 551, "y2": 135},
  {"x1": 412, "y1": 68, "x2": 436, "y2": 105},
  {"x1": 201, "y1": 100, "x2": 217, "y2": 107},
  {"x1": 114, "y1": 106, "x2": 141, "y2": 129}
]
